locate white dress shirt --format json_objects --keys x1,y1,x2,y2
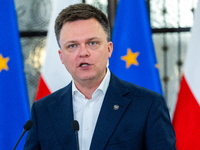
[{"x1": 72, "y1": 69, "x2": 111, "y2": 150}]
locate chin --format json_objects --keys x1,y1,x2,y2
[
  {"x1": 80, "y1": 76, "x2": 94, "y2": 81},
  {"x1": 79, "y1": 75, "x2": 96, "y2": 81}
]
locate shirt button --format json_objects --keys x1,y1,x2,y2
[{"x1": 85, "y1": 127, "x2": 89, "y2": 130}]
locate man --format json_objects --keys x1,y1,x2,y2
[{"x1": 24, "y1": 3, "x2": 176, "y2": 150}]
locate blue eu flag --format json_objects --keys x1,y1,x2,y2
[
  {"x1": 0, "y1": 1, "x2": 30, "y2": 149},
  {"x1": 109, "y1": 0, "x2": 163, "y2": 95}
]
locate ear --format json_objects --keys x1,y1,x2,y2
[
  {"x1": 58, "y1": 49, "x2": 64, "y2": 64},
  {"x1": 108, "y1": 41, "x2": 113, "y2": 58}
]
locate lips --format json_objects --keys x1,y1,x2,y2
[
  {"x1": 80, "y1": 63, "x2": 89, "y2": 67},
  {"x1": 79, "y1": 62, "x2": 91, "y2": 67}
]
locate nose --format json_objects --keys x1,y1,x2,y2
[{"x1": 79, "y1": 44, "x2": 90, "y2": 57}]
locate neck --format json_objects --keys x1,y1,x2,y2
[
  {"x1": 74, "y1": 78, "x2": 102, "y2": 99},
  {"x1": 74, "y1": 69, "x2": 108, "y2": 99}
]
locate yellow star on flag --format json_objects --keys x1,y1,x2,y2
[
  {"x1": 121, "y1": 48, "x2": 139, "y2": 68},
  {"x1": 155, "y1": 63, "x2": 159, "y2": 69},
  {"x1": 0, "y1": 54, "x2": 10, "y2": 72}
]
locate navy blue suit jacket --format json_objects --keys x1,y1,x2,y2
[{"x1": 24, "y1": 73, "x2": 176, "y2": 150}]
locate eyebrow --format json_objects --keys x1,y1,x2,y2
[
  {"x1": 86, "y1": 37, "x2": 101, "y2": 41},
  {"x1": 65, "y1": 41, "x2": 76, "y2": 44},
  {"x1": 62, "y1": 41, "x2": 77, "y2": 47}
]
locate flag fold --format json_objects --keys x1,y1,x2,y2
[
  {"x1": 173, "y1": 1, "x2": 200, "y2": 149},
  {"x1": 109, "y1": 0, "x2": 162, "y2": 95},
  {"x1": 0, "y1": 1, "x2": 30, "y2": 149},
  {"x1": 35, "y1": 0, "x2": 81, "y2": 100}
]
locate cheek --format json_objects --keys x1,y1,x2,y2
[
  {"x1": 59, "y1": 53, "x2": 69, "y2": 66},
  {"x1": 62, "y1": 58, "x2": 74, "y2": 73},
  {"x1": 97, "y1": 52, "x2": 109, "y2": 65},
  {"x1": 64, "y1": 56, "x2": 73, "y2": 66},
  {"x1": 59, "y1": 51, "x2": 71, "y2": 64},
  {"x1": 65, "y1": 55, "x2": 77, "y2": 69}
]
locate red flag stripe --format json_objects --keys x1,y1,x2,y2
[
  {"x1": 34, "y1": 0, "x2": 80, "y2": 102},
  {"x1": 173, "y1": 75, "x2": 200, "y2": 149},
  {"x1": 35, "y1": 75, "x2": 51, "y2": 101}
]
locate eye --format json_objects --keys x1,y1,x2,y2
[
  {"x1": 87, "y1": 41, "x2": 100, "y2": 50},
  {"x1": 69, "y1": 44, "x2": 77, "y2": 48},
  {"x1": 89, "y1": 41, "x2": 97, "y2": 46},
  {"x1": 65, "y1": 43, "x2": 79, "y2": 52}
]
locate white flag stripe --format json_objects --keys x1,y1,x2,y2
[
  {"x1": 41, "y1": 0, "x2": 81, "y2": 92},
  {"x1": 184, "y1": 1, "x2": 200, "y2": 106}
]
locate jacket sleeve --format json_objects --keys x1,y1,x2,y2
[
  {"x1": 145, "y1": 94, "x2": 176, "y2": 150},
  {"x1": 23, "y1": 102, "x2": 41, "y2": 150}
]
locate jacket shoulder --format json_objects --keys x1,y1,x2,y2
[
  {"x1": 110, "y1": 72, "x2": 163, "y2": 100},
  {"x1": 34, "y1": 82, "x2": 72, "y2": 107}
]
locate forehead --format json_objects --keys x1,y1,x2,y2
[
  {"x1": 60, "y1": 18, "x2": 107, "y2": 42},
  {"x1": 63, "y1": 18, "x2": 103, "y2": 31}
]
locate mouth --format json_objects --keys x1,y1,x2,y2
[{"x1": 79, "y1": 63, "x2": 90, "y2": 67}]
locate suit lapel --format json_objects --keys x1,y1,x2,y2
[
  {"x1": 90, "y1": 73, "x2": 131, "y2": 150},
  {"x1": 47, "y1": 83, "x2": 77, "y2": 149}
]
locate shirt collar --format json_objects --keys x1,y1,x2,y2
[{"x1": 72, "y1": 68, "x2": 111, "y2": 98}]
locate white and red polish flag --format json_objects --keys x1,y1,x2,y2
[
  {"x1": 35, "y1": 0, "x2": 81, "y2": 101},
  {"x1": 172, "y1": 1, "x2": 200, "y2": 149}
]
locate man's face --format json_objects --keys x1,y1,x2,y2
[{"x1": 58, "y1": 18, "x2": 113, "y2": 85}]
